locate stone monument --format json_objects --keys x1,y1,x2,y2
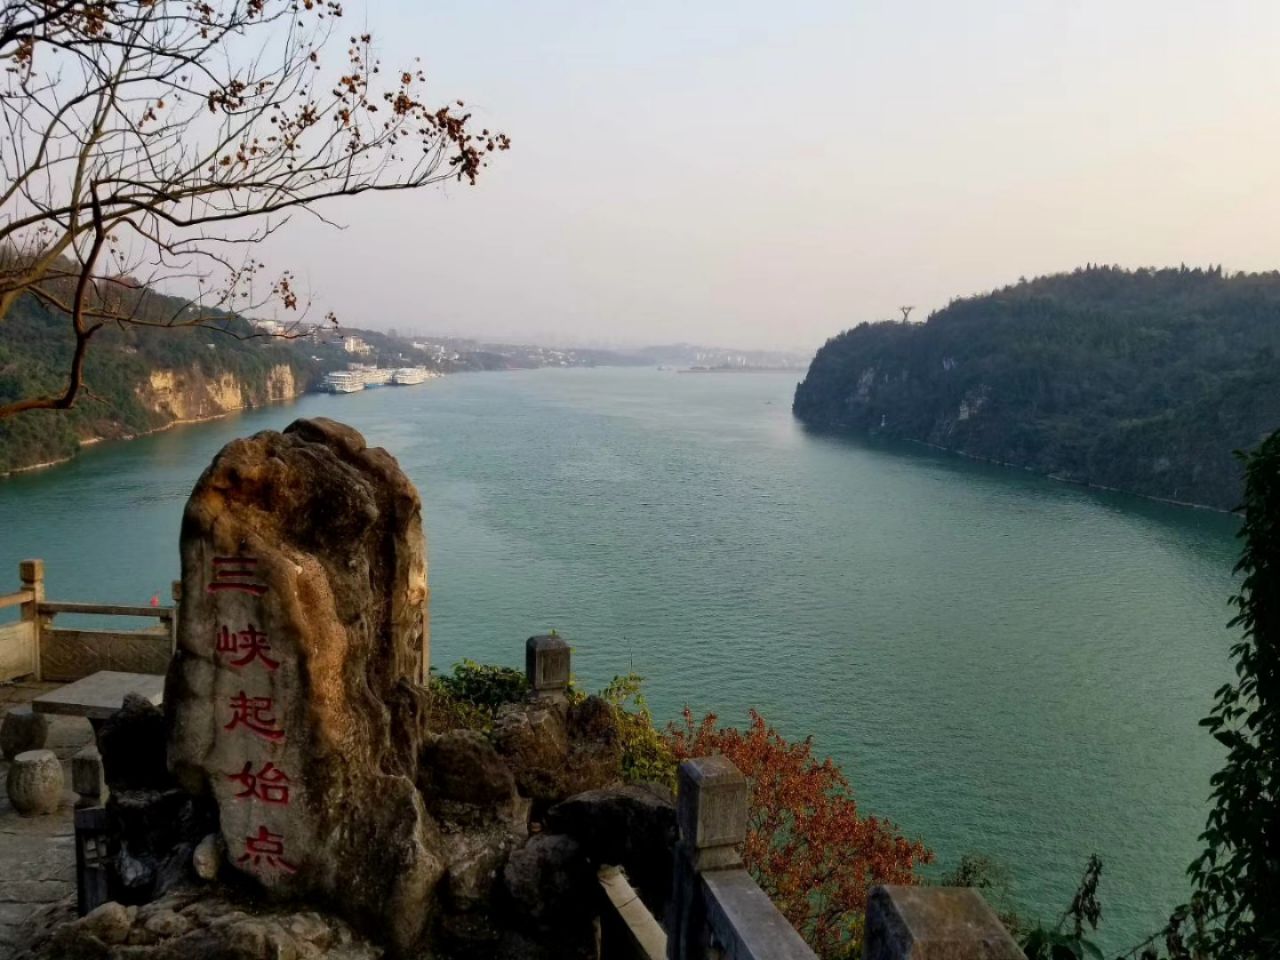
[{"x1": 165, "y1": 418, "x2": 440, "y2": 954}]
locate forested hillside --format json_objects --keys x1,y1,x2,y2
[
  {"x1": 0, "y1": 292, "x2": 321, "y2": 474},
  {"x1": 793, "y1": 266, "x2": 1280, "y2": 509}
]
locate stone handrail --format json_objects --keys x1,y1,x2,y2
[
  {"x1": 599, "y1": 865, "x2": 668, "y2": 960},
  {"x1": 661, "y1": 754, "x2": 1026, "y2": 960},
  {"x1": 666, "y1": 755, "x2": 818, "y2": 960},
  {"x1": 38, "y1": 601, "x2": 174, "y2": 620},
  {"x1": 0, "y1": 589, "x2": 34, "y2": 611},
  {"x1": 520, "y1": 641, "x2": 1029, "y2": 960},
  {"x1": 0, "y1": 560, "x2": 178, "y2": 682}
]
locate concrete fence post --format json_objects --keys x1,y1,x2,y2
[
  {"x1": 525, "y1": 633, "x2": 571, "y2": 700},
  {"x1": 19, "y1": 559, "x2": 45, "y2": 681},
  {"x1": 666, "y1": 756, "x2": 749, "y2": 960},
  {"x1": 170, "y1": 579, "x2": 182, "y2": 653},
  {"x1": 863, "y1": 886, "x2": 1026, "y2": 959}
]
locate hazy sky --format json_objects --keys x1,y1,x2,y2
[{"x1": 261, "y1": 1, "x2": 1280, "y2": 351}]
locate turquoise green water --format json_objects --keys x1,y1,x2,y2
[{"x1": 0, "y1": 368, "x2": 1239, "y2": 950}]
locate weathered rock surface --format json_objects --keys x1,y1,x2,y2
[
  {"x1": 500, "y1": 834, "x2": 598, "y2": 959},
  {"x1": 164, "y1": 417, "x2": 438, "y2": 954},
  {"x1": 98, "y1": 694, "x2": 169, "y2": 791},
  {"x1": 863, "y1": 885, "x2": 1026, "y2": 960},
  {"x1": 502, "y1": 833, "x2": 594, "y2": 928},
  {"x1": 106, "y1": 789, "x2": 218, "y2": 903},
  {"x1": 441, "y1": 825, "x2": 522, "y2": 912},
  {"x1": 492, "y1": 695, "x2": 624, "y2": 813},
  {"x1": 16, "y1": 891, "x2": 382, "y2": 960},
  {"x1": 422, "y1": 730, "x2": 517, "y2": 808},
  {"x1": 80, "y1": 901, "x2": 137, "y2": 945},
  {"x1": 547, "y1": 783, "x2": 676, "y2": 911},
  {"x1": 192, "y1": 834, "x2": 224, "y2": 881},
  {"x1": 1, "y1": 706, "x2": 49, "y2": 760}
]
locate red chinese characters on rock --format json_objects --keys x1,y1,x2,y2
[
  {"x1": 238, "y1": 826, "x2": 297, "y2": 874},
  {"x1": 210, "y1": 556, "x2": 298, "y2": 881},
  {"x1": 215, "y1": 624, "x2": 280, "y2": 670},
  {"x1": 208, "y1": 556, "x2": 268, "y2": 596},
  {"x1": 224, "y1": 692, "x2": 285, "y2": 743},
  {"x1": 228, "y1": 761, "x2": 291, "y2": 804}
]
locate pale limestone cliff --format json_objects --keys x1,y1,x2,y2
[{"x1": 138, "y1": 363, "x2": 299, "y2": 424}]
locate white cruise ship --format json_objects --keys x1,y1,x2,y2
[
  {"x1": 392, "y1": 367, "x2": 430, "y2": 385},
  {"x1": 323, "y1": 370, "x2": 365, "y2": 393},
  {"x1": 360, "y1": 367, "x2": 394, "y2": 388}
]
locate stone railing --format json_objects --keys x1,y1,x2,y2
[
  {"x1": 522, "y1": 639, "x2": 1028, "y2": 960},
  {"x1": 664, "y1": 754, "x2": 817, "y2": 960},
  {"x1": 0, "y1": 560, "x2": 176, "y2": 682}
]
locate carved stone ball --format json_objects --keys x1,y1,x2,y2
[
  {"x1": 6, "y1": 749, "x2": 64, "y2": 815},
  {"x1": 1, "y1": 706, "x2": 49, "y2": 760}
]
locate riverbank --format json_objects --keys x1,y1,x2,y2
[
  {"x1": 900, "y1": 437, "x2": 1236, "y2": 515},
  {"x1": 0, "y1": 392, "x2": 308, "y2": 481}
]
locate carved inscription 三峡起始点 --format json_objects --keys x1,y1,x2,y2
[{"x1": 207, "y1": 554, "x2": 299, "y2": 881}]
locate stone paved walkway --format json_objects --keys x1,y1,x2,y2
[{"x1": 0, "y1": 680, "x2": 95, "y2": 959}]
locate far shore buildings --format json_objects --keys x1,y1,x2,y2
[{"x1": 343, "y1": 335, "x2": 372, "y2": 356}]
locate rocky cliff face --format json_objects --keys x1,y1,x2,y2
[
  {"x1": 137, "y1": 364, "x2": 299, "y2": 424},
  {"x1": 793, "y1": 269, "x2": 1280, "y2": 511}
]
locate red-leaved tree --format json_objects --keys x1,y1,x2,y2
[{"x1": 666, "y1": 708, "x2": 932, "y2": 959}]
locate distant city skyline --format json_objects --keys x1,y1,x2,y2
[{"x1": 251, "y1": 1, "x2": 1280, "y2": 351}]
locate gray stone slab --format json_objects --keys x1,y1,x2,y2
[
  {"x1": 677, "y1": 756, "x2": 747, "y2": 852},
  {"x1": 599, "y1": 866, "x2": 666, "y2": 960},
  {"x1": 701, "y1": 868, "x2": 817, "y2": 960},
  {"x1": 30, "y1": 671, "x2": 164, "y2": 720},
  {"x1": 864, "y1": 885, "x2": 1025, "y2": 959}
]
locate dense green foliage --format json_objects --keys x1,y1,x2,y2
[
  {"x1": 597, "y1": 673, "x2": 678, "y2": 786},
  {"x1": 0, "y1": 292, "x2": 320, "y2": 473},
  {"x1": 428, "y1": 659, "x2": 530, "y2": 731},
  {"x1": 1189, "y1": 429, "x2": 1280, "y2": 957},
  {"x1": 793, "y1": 266, "x2": 1280, "y2": 509}
]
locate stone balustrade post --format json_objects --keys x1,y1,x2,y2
[
  {"x1": 525, "y1": 633, "x2": 571, "y2": 700},
  {"x1": 19, "y1": 559, "x2": 45, "y2": 681},
  {"x1": 73, "y1": 805, "x2": 111, "y2": 916},
  {"x1": 863, "y1": 886, "x2": 1026, "y2": 959},
  {"x1": 170, "y1": 579, "x2": 182, "y2": 653},
  {"x1": 666, "y1": 756, "x2": 748, "y2": 960}
]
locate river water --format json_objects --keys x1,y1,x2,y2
[{"x1": 0, "y1": 367, "x2": 1239, "y2": 949}]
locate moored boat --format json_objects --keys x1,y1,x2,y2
[{"x1": 323, "y1": 371, "x2": 365, "y2": 393}]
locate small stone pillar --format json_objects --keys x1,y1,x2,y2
[
  {"x1": 525, "y1": 634, "x2": 570, "y2": 700},
  {"x1": 863, "y1": 886, "x2": 1026, "y2": 960},
  {"x1": 6, "y1": 748, "x2": 63, "y2": 815},
  {"x1": 73, "y1": 806, "x2": 111, "y2": 916},
  {"x1": 1, "y1": 705, "x2": 49, "y2": 760},
  {"x1": 666, "y1": 756, "x2": 748, "y2": 960},
  {"x1": 19, "y1": 559, "x2": 45, "y2": 681},
  {"x1": 72, "y1": 745, "x2": 107, "y2": 807},
  {"x1": 170, "y1": 580, "x2": 182, "y2": 653}
]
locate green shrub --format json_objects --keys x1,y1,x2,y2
[
  {"x1": 598, "y1": 673, "x2": 677, "y2": 787},
  {"x1": 429, "y1": 659, "x2": 529, "y2": 732}
]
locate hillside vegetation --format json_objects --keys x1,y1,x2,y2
[
  {"x1": 0, "y1": 292, "x2": 321, "y2": 474},
  {"x1": 793, "y1": 266, "x2": 1280, "y2": 509}
]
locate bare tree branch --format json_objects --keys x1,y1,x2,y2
[{"x1": 0, "y1": 0, "x2": 509, "y2": 419}]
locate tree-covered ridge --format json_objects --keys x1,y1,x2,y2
[
  {"x1": 0, "y1": 290, "x2": 320, "y2": 474},
  {"x1": 792, "y1": 266, "x2": 1280, "y2": 510}
]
